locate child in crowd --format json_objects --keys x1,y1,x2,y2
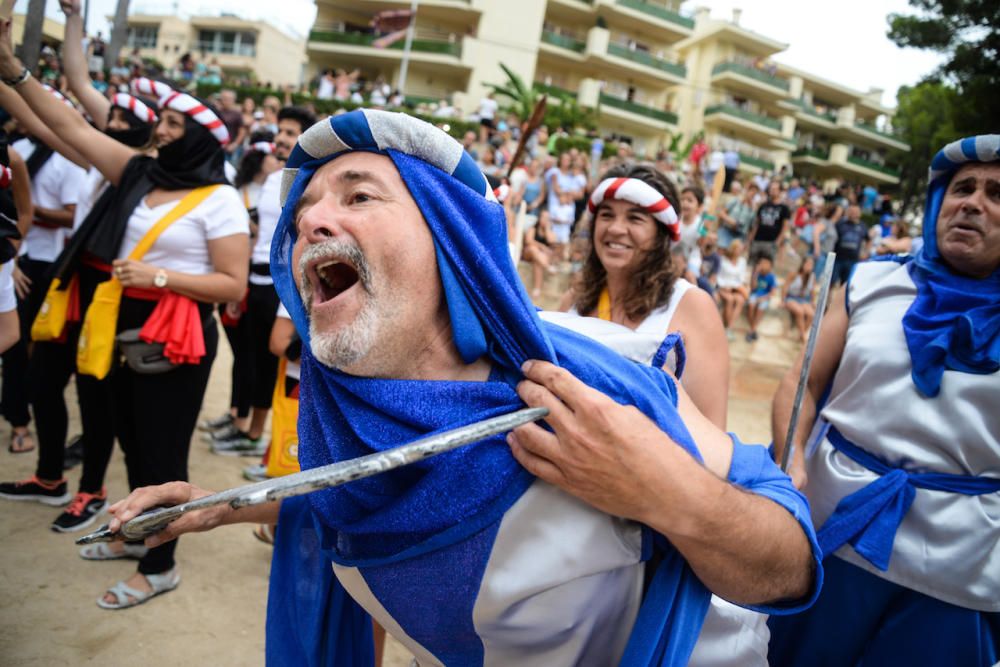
[
  {"x1": 782, "y1": 255, "x2": 816, "y2": 342},
  {"x1": 716, "y1": 239, "x2": 748, "y2": 338},
  {"x1": 746, "y1": 255, "x2": 776, "y2": 342},
  {"x1": 694, "y1": 232, "x2": 721, "y2": 295},
  {"x1": 522, "y1": 209, "x2": 558, "y2": 300}
]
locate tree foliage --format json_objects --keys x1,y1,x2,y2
[
  {"x1": 486, "y1": 63, "x2": 596, "y2": 132},
  {"x1": 889, "y1": 81, "x2": 960, "y2": 215},
  {"x1": 887, "y1": 0, "x2": 1000, "y2": 134}
]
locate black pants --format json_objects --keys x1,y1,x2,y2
[
  {"x1": 1, "y1": 257, "x2": 50, "y2": 428},
  {"x1": 31, "y1": 265, "x2": 116, "y2": 492},
  {"x1": 723, "y1": 167, "x2": 737, "y2": 193},
  {"x1": 832, "y1": 257, "x2": 858, "y2": 286},
  {"x1": 246, "y1": 282, "x2": 279, "y2": 410},
  {"x1": 221, "y1": 301, "x2": 252, "y2": 418},
  {"x1": 113, "y1": 297, "x2": 218, "y2": 575}
]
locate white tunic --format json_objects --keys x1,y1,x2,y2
[{"x1": 805, "y1": 260, "x2": 1000, "y2": 611}]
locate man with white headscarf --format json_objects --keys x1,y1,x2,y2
[{"x1": 769, "y1": 135, "x2": 1000, "y2": 665}]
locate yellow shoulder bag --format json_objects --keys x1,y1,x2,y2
[
  {"x1": 265, "y1": 357, "x2": 301, "y2": 477},
  {"x1": 77, "y1": 185, "x2": 220, "y2": 379},
  {"x1": 31, "y1": 273, "x2": 78, "y2": 341}
]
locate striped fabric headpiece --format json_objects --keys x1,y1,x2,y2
[
  {"x1": 41, "y1": 84, "x2": 75, "y2": 109},
  {"x1": 130, "y1": 77, "x2": 229, "y2": 145},
  {"x1": 588, "y1": 177, "x2": 680, "y2": 241},
  {"x1": 110, "y1": 93, "x2": 158, "y2": 125},
  {"x1": 279, "y1": 108, "x2": 494, "y2": 206},
  {"x1": 249, "y1": 141, "x2": 276, "y2": 154}
]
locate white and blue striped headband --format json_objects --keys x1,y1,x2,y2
[{"x1": 279, "y1": 109, "x2": 496, "y2": 207}]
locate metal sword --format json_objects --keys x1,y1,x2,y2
[
  {"x1": 76, "y1": 406, "x2": 549, "y2": 545},
  {"x1": 779, "y1": 250, "x2": 837, "y2": 472}
]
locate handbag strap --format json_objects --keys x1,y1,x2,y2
[{"x1": 127, "y1": 185, "x2": 222, "y2": 261}]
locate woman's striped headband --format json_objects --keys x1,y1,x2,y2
[
  {"x1": 110, "y1": 93, "x2": 158, "y2": 125},
  {"x1": 588, "y1": 177, "x2": 680, "y2": 241},
  {"x1": 131, "y1": 78, "x2": 229, "y2": 145},
  {"x1": 249, "y1": 141, "x2": 276, "y2": 154}
]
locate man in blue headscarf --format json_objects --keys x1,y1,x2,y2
[
  {"x1": 109, "y1": 110, "x2": 820, "y2": 666},
  {"x1": 769, "y1": 135, "x2": 1000, "y2": 666}
]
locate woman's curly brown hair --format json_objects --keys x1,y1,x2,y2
[{"x1": 573, "y1": 164, "x2": 682, "y2": 321}]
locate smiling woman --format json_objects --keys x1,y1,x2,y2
[{"x1": 560, "y1": 164, "x2": 731, "y2": 429}]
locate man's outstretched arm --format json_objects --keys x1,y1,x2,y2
[{"x1": 509, "y1": 360, "x2": 815, "y2": 607}]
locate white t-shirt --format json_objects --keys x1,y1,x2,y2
[
  {"x1": 717, "y1": 256, "x2": 748, "y2": 289},
  {"x1": 276, "y1": 302, "x2": 300, "y2": 380},
  {"x1": 72, "y1": 166, "x2": 110, "y2": 234},
  {"x1": 0, "y1": 260, "x2": 15, "y2": 313},
  {"x1": 241, "y1": 181, "x2": 263, "y2": 212},
  {"x1": 250, "y1": 169, "x2": 282, "y2": 284},
  {"x1": 116, "y1": 185, "x2": 249, "y2": 274},
  {"x1": 15, "y1": 138, "x2": 87, "y2": 262},
  {"x1": 677, "y1": 215, "x2": 703, "y2": 261},
  {"x1": 477, "y1": 97, "x2": 498, "y2": 121},
  {"x1": 316, "y1": 76, "x2": 335, "y2": 100}
]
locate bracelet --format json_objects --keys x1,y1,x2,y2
[{"x1": 2, "y1": 67, "x2": 30, "y2": 87}]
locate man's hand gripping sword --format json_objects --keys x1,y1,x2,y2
[{"x1": 77, "y1": 407, "x2": 549, "y2": 545}]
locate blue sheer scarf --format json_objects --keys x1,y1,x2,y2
[
  {"x1": 267, "y1": 148, "x2": 713, "y2": 665},
  {"x1": 901, "y1": 137, "x2": 1000, "y2": 397}
]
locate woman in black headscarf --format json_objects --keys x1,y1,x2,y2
[{"x1": 0, "y1": 24, "x2": 249, "y2": 609}]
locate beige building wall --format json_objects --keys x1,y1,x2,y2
[
  {"x1": 12, "y1": 13, "x2": 66, "y2": 50},
  {"x1": 125, "y1": 14, "x2": 305, "y2": 86}
]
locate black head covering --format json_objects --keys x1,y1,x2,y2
[
  {"x1": 105, "y1": 95, "x2": 158, "y2": 148},
  {"x1": 23, "y1": 137, "x2": 54, "y2": 177}
]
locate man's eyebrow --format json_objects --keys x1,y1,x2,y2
[
  {"x1": 337, "y1": 169, "x2": 387, "y2": 187},
  {"x1": 950, "y1": 176, "x2": 977, "y2": 190}
]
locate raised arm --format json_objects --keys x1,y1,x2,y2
[
  {"x1": 0, "y1": 84, "x2": 89, "y2": 168},
  {"x1": 0, "y1": 20, "x2": 133, "y2": 184},
  {"x1": 771, "y1": 286, "x2": 849, "y2": 488},
  {"x1": 59, "y1": 0, "x2": 111, "y2": 128}
]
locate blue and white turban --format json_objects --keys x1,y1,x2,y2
[{"x1": 900, "y1": 135, "x2": 1000, "y2": 397}]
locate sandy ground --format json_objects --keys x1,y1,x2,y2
[{"x1": 0, "y1": 271, "x2": 800, "y2": 666}]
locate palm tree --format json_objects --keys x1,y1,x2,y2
[
  {"x1": 485, "y1": 63, "x2": 540, "y2": 123},
  {"x1": 487, "y1": 63, "x2": 596, "y2": 132}
]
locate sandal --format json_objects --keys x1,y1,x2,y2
[
  {"x1": 8, "y1": 431, "x2": 35, "y2": 454},
  {"x1": 80, "y1": 542, "x2": 149, "y2": 561},
  {"x1": 96, "y1": 569, "x2": 180, "y2": 610}
]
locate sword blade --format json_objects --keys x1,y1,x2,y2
[
  {"x1": 76, "y1": 406, "x2": 549, "y2": 545},
  {"x1": 779, "y1": 251, "x2": 836, "y2": 472}
]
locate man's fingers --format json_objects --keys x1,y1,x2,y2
[
  {"x1": 509, "y1": 422, "x2": 563, "y2": 463},
  {"x1": 521, "y1": 360, "x2": 609, "y2": 414},
  {"x1": 108, "y1": 482, "x2": 192, "y2": 529},
  {"x1": 508, "y1": 430, "x2": 566, "y2": 486},
  {"x1": 516, "y1": 377, "x2": 575, "y2": 433}
]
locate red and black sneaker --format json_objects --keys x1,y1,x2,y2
[
  {"x1": 51, "y1": 489, "x2": 108, "y2": 533},
  {"x1": 0, "y1": 476, "x2": 71, "y2": 506}
]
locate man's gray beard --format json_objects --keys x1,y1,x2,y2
[{"x1": 298, "y1": 239, "x2": 379, "y2": 370}]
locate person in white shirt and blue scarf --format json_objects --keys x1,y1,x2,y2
[{"x1": 770, "y1": 135, "x2": 1000, "y2": 666}]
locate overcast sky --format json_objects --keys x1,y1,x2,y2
[{"x1": 17, "y1": 0, "x2": 943, "y2": 107}]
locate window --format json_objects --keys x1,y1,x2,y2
[
  {"x1": 127, "y1": 26, "x2": 159, "y2": 49},
  {"x1": 195, "y1": 30, "x2": 257, "y2": 56}
]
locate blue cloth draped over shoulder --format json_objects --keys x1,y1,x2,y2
[
  {"x1": 902, "y1": 135, "x2": 1000, "y2": 397},
  {"x1": 263, "y1": 110, "x2": 805, "y2": 665}
]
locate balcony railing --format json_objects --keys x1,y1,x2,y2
[
  {"x1": 540, "y1": 30, "x2": 586, "y2": 53},
  {"x1": 606, "y1": 43, "x2": 686, "y2": 79},
  {"x1": 533, "y1": 81, "x2": 576, "y2": 99},
  {"x1": 600, "y1": 93, "x2": 678, "y2": 124},
  {"x1": 711, "y1": 61, "x2": 789, "y2": 92},
  {"x1": 853, "y1": 120, "x2": 902, "y2": 142},
  {"x1": 792, "y1": 147, "x2": 830, "y2": 160},
  {"x1": 847, "y1": 155, "x2": 900, "y2": 177},
  {"x1": 704, "y1": 103, "x2": 781, "y2": 131},
  {"x1": 739, "y1": 152, "x2": 774, "y2": 171},
  {"x1": 614, "y1": 0, "x2": 695, "y2": 30},
  {"x1": 308, "y1": 28, "x2": 462, "y2": 57}
]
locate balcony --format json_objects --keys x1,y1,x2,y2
[
  {"x1": 793, "y1": 147, "x2": 830, "y2": 161},
  {"x1": 593, "y1": 0, "x2": 694, "y2": 41},
  {"x1": 847, "y1": 155, "x2": 900, "y2": 178},
  {"x1": 704, "y1": 103, "x2": 782, "y2": 136},
  {"x1": 605, "y1": 42, "x2": 686, "y2": 81},
  {"x1": 739, "y1": 152, "x2": 775, "y2": 172},
  {"x1": 848, "y1": 120, "x2": 910, "y2": 151},
  {"x1": 711, "y1": 61, "x2": 790, "y2": 101},
  {"x1": 308, "y1": 26, "x2": 462, "y2": 58},
  {"x1": 533, "y1": 81, "x2": 577, "y2": 99},
  {"x1": 540, "y1": 30, "x2": 586, "y2": 54},
  {"x1": 600, "y1": 93, "x2": 678, "y2": 126}
]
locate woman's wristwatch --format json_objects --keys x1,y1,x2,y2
[{"x1": 2, "y1": 67, "x2": 31, "y2": 87}]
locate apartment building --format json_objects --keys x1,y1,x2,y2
[
  {"x1": 124, "y1": 13, "x2": 306, "y2": 87},
  {"x1": 315, "y1": 1, "x2": 908, "y2": 185}
]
